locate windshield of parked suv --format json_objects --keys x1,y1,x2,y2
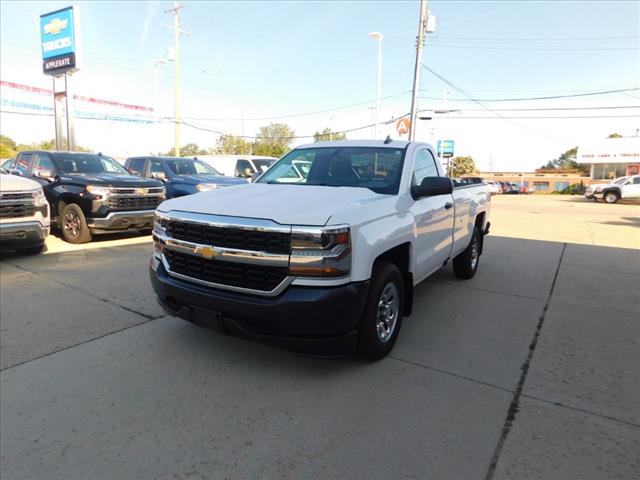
[
  {"x1": 256, "y1": 147, "x2": 406, "y2": 194},
  {"x1": 612, "y1": 176, "x2": 629, "y2": 184},
  {"x1": 252, "y1": 159, "x2": 275, "y2": 173},
  {"x1": 55, "y1": 154, "x2": 129, "y2": 175},
  {"x1": 166, "y1": 159, "x2": 220, "y2": 176}
]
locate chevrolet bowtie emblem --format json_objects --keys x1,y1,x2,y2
[
  {"x1": 194, "y1": 245, "x2": 218, "y2": 260},
  {"x1": 44, "y1": 18, "x2": 68, "y2": 35},
  {"x1": 136, "y1": 188, "x2": 146, "y2": 195}
]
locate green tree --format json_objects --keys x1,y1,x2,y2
[
  {"x1": 313, "y1": 127, "x2": 347, "y2": 143},
  {"x1": 541, "y1": 146, "x2": 588, "y2": 174},
  {"x1": 215, "y1": 134, "x2": 252, "y2": 154},
  {"x1": 607, "y1": 133, "x2": 623, "y2": 138},
  {"x1": 450, "y1": 156, "x2": 478, "y2": 177},
  {"x1": 252, "y1": 123, "x2": 295, "y2": 157},
  {"x1": 165, "y1": 143, "x2": 207, "y2": 157},
  {"x1": 0, "y1": 135, "x2": 17, "y2": 158}
]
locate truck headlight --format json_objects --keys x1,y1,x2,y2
[
  {"x1": 86, "y1": 185, "x2": 112, "y2": 196},
  {"x1": 289, "y1": 225, "x2": 351, "y2": 277},
  {"x1": 32, "y1": 188, "x2": 47, "y2": 206},
  {"x1": 196, "y1": 183, "x2": 218, "y2": 192}
]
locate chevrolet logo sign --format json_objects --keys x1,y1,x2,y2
[
  {"x1": 44, "y1": 18, "x2": 68, "y2": 35},
  {"x1": 136, "y1": 188, "x2": 146, "y2": 195},
  {"x1": 194, "y1": 245, "x2": 219, "y2": 260}
]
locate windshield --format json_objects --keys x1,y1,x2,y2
[
  {"x1": 166, "y1": 159, "x2": 220, "y2": 176},
  {"x1": 252, "y1": 159, "x2": 275, "y2": 173},
  {"x1": 257, "y1": 146, "x2": 406, "y2": 194},
  {"x1": 55, "y1": 154, "x2": 129, "y2": 174}
]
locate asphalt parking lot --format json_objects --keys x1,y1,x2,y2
[{"x1": 1, "y1": 195, "x2": 639, "y2": 480}]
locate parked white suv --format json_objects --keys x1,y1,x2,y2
[
  {"x1": 151, "y1": 140, "x2": 491, "y2": 359},
  {"x1": 195, "y1": 155, "x2": 277, "y2": 179},
  {"x1": 586, "y1": 175, "x2": 640, "y2": 203},
  {"x1": 0, "y1": 172, "x2": 50, "y2": 254}
]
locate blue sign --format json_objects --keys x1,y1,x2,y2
[
  {"x1": 437, "y1": 140, "x2": 455, "y2": 158},
  {"x1": 40, "y1": 6, "x2": 77, "y2": 74}
]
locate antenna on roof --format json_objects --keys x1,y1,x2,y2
[{"x1": 384, "y1": 135, "x2": 392, "y2": 144}]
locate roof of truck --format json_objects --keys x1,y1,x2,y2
[{"x1": 296, "y1": 139, "x2": 414, "y2": 149}]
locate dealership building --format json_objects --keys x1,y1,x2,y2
[{"x1": 577, "y1": 136, "x2": 640, "y2": 180}]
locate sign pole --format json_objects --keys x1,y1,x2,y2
[
  {"x1": 53, "y1": 76, "x2": 64, "y2": 150},
  {"x1": 64, "y1": 73, "x2": 75, "y2": 151}
]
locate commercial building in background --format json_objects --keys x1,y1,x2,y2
[
  {"x1": 479, "y1": 169, "x2": 589, "y2": 193},
  {"x1": 577, "y1": 136, "x2": 640, "y2": 180}
]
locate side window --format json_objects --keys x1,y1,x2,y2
[
  {"x1": 150, "y1": 160, "x2": 166, "y2": 176},
  {"x1": 128, "y1": 158, "x2": 148, "y2": 176},
  {"x1": 32, "y1": 154, "x2": 56, "y2": 174},
  {"x1": 16, "y1": 153, "x2": 33, "y2": 174},
  {"x1": 235, "y1": 159, "x2": 254, "y2": 177},
  {"x1": 412, "y1": 149, "x2": 439, "y2": 186},
  {"x1": 633, "y1": 177, "x2": 640, "y2": 185}
]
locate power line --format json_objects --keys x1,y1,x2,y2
[
  {"x1": 417, "y1": 87, "x2": 640, "y2": 102},
  {"x1": 432, "y1": 115, "x2": 640, "y2": 119}
]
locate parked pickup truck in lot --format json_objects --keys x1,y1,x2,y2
[
  {"x1": 0, "y1": 172, "x2": 50, "y2": 254},
  {"x1": 125, "y1": 156, "x2": 247, "y2": 198},
  {"x1": 150, "y1": 140, "x2": 491, "y2": 359},
  {"x1": 585, "y1": 175, "x2": 640, "y2": 203},
  {"x1": 9, "y1": 151, "x2": 165, "y2": 244}
]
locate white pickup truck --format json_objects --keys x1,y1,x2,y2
[
  {"x1": 0, "y1": 172, "x2": 50, "y2": 254},
  {"x1": 150, "y1": 140, "x2": 491, "y2": 359}
]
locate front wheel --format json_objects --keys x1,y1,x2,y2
[
  {"x1": 603, "y1": 191, "x2": 620, "y2": 204},
  {"x1": 358, "y1": 261, "x2": 404, "y2": 361},
  {"x1": 453, "y1": 227, "x2": 481, "y2": 279},
  {"x1": 61, "y1": 204, "x2": 92, "y2": 244}
]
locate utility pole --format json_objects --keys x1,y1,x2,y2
[
  {"x1": 163, "y1": 2, "x2": 188, "y2": 157},
  {"x1": 409, "y1": 0, "x2": 428, "y2": 141}
]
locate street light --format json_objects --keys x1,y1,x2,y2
[{"x1": 368, "y1": 31, "x2": 383, "y2": 139}]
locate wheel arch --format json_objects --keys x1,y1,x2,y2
[{"x1": 373, "y1": 242, "x2": 413, "y2": 316}]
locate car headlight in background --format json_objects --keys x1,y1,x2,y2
[
  {"x1": 196, "y1": 183, "x2": 218, "y2": 192},
  {"x1": 289, "y1": 225, "x2": 351, "y2": 277},
  {"x1": 86, "y1": 185, "x2": 112, "y2": 196},
  {"x1": 32, "y1": 188, "x2": 47, "y2": 205}
]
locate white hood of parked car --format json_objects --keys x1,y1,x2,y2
[
  {"x1": 0, "y1": 173, "x2": 42, "y2": 192},
  {"x1": 157, "y1": 183, "x2": 390, "y2": 226}
]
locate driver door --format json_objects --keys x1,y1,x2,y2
[
  {"x1": 622, "y1": 176, "x2": 640, "y2": 198},
  {"x1": 408, "y1": 148, "x2": 455, "y2": 281}
]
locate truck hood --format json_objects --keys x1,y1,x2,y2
[
  {"x1": 172, "y1": 174, "x2": 247, "y2": 186},
  {"x1": 58, "y1": 173, "x2": 163, "y2": 188},
  {"x1": 0, "y1": 173, "x2": 42, "y2": 192},
  {"x1": 158, "y1": 183, "x2": 388, "y2": 226}
]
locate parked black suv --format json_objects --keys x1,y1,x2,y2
[
  {"x1": 125, "y1": 156, "x2": 246, "y2": 198},
  {"x1": 9, "y1": 151, "x2": 165, "y2": 244}
]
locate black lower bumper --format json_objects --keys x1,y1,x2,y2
[{"x1": 150, "y1": 261, "x2": 369, "y2": 356}]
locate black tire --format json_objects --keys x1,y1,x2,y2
[
  {"x1": 453, "y1": 227, "x2": 481, "y2": 279},
  {"x1": 139, "y1": 228, "x2": 153, "y2": 236},
  {"x1": 60, "y1": 204, "x2": 92, "y2": 244},
  {"x1": 17, "y1": 245, "x2": 44, "y2": 256},
  {"x1": 603, "y1": 190, "x2": 620, "y2": 204},
  {"x1": 358, "y1": 261, "x2": 404, "y2": 361}
]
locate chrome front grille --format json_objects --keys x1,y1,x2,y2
[
  {"x1": 156, "y1": 212, "x2": 293, "y2": 296},
  {"x1": 0, "y1": 191, "x2": 36, "y2": 219}
]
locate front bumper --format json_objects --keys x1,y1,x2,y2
[
  {"x1": 0, "y1": 221, "x2": 49, "y2": 249},
  {"x1": 150, "y1": 259, "x2": 368, "y2": 356},
  {"x1": 87, "y1": 210, "x2": 155, "y2": 231}
]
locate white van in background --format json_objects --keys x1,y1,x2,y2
[{"x1": 194, "y1": 155, "x2": 278, "y2": 179}]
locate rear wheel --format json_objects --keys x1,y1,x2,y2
[
  {"x1": 358, "y1": 261, "x2": 404, "y2": 361},
  {"x1": 453, "y1": 227, "x2": 481, "y2": 279},
  {"x1": 603, "y1": 191, "x2": 620, "y2": 204},
  {"x1": 61, "y1": 204, "x2": 92, "y2": 244}
]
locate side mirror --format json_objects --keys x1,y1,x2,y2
[
  {"x1": 242, "y1": 167, "x2": 253, "y2": 178},
  {"x1": 34, "y1": 169, "x2": 54, "y2": 181},
  {"x1": 7, "y1": 168, "x2": 23, "y2": 176},
  {"x1": 410, "y1": 176, "x2": 453, "y2": 200},
  {"x1": 152, "y1": 171, "x2": 167, "y2": 181}
]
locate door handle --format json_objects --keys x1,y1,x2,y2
[{"x1": 444, "y1": 202, "x2": 453, "y2": 210}]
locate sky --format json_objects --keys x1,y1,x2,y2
[{"x1": 1, "y1": 0, "x2": 638, "y2": 171}]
